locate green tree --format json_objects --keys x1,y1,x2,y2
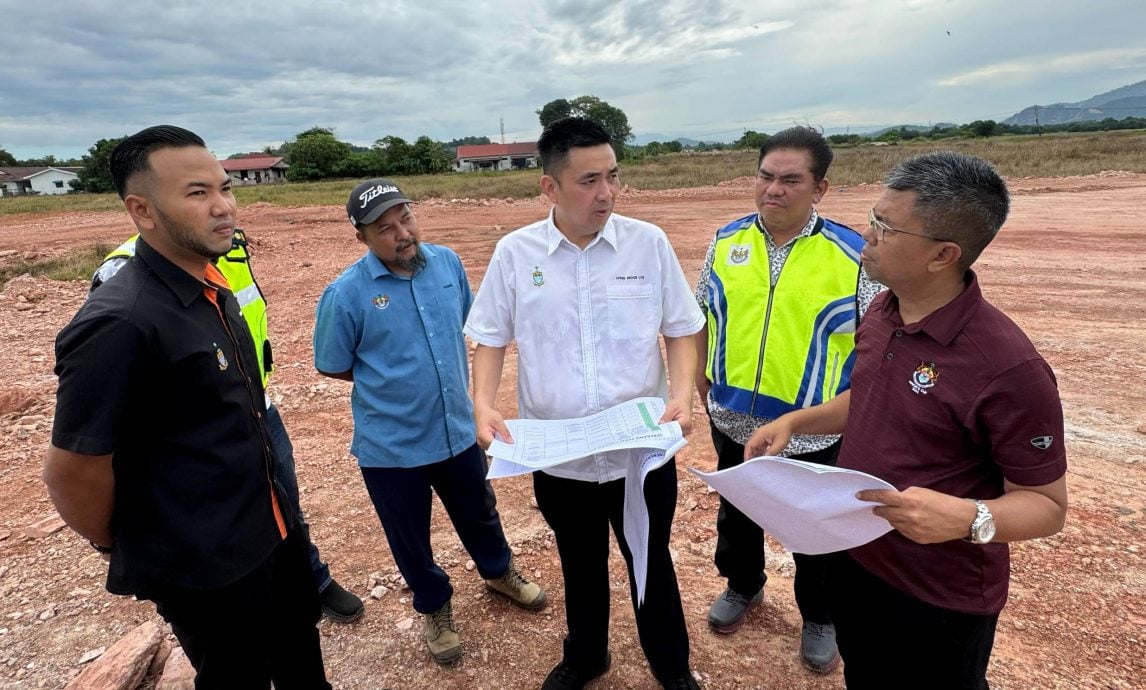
[
  {"x1": 0, "y1": 147, "x2": 15, "y2": 166},
  {"x1": 966, "y1": 120, "x2": 998, "y2": 138},
  {"x1": 663, "y1": 140, "x2": 683, "y2": 153},
  {"x1": 282, "y1": 127, "x2": 352, "y2": 181},
  {"x1": 374, "y1": 136, "x2": 416, "y2": 176},
  {"x1": 411, "y1": 136, "x2": 452, "y2": 174},
  {"x1": 734, "y1": 130, "x2": 769, "y2": 150},
  {"x1": 74, "y1": 136, "x2": 126, "y2": 193},
  {"x1": 537, "y1": 95, "x2": 634, "y2": 158},
  {"x1": 536, "y1": 99, "x2": 573, "y2": 128}
]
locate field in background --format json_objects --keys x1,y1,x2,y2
[{"x1": 2, "y1": 129, "x2": 1144, "y2": 217}]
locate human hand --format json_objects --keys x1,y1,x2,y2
[
  {"x1": 744, "y1": 417, "x2": 795, "y2": 458},
  {"x1": 659, "y1": 398, "x2": 694, "y2": 436},
  {"x1": 474, "y1": 404, "x2": 512, "y2": 449},
  {"x1": 856, "y1": 487, "x2": 978, "y2": 544}
]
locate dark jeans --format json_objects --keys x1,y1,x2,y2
[
  {"x1": 360, "y1": 443, "x2": 512, "y2": 614},
  {"x1": 712, "y1": 423, "x2": 839, "y2": 624},
  {"x1": 827, "y1": 552, "x2": 999, "y2": 690},
  {"x1": 533, "y1": 460, "x2": 690, "y2": 682},
  {"x1": 153, "y1": 529, "x2": 330, "y2": 689},
  {"x1": 266, "y1": 403, "x2": 331, "y2": 592}
]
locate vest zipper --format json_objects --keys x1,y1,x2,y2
[{"x1": 749, "y1": 235, "x2": 791, "y2": 415}]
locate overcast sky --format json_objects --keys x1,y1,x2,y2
[{"x1": 2, "y1": 0, "x2": 1144, "y2": 160}]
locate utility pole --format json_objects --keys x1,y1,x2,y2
[
  {"x1": 1034, "y1": 106, "x2": 1041, "y2": 137},
  {"x1": 500, "y1": 117, "x2": 505, "y2": 144}
]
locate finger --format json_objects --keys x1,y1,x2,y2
[
  {"x1": 494, "y1": 421, "x2": 514, "y2": 444},
  {"x1": 857, "y1": 489, "x2": 899, "y2": 504}
]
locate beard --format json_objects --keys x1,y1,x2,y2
[
  {"x1": 394, "y1": 242, "x2": 427, "y2": 273},
  {"x1": 155, "y1": 205, "x2": 232, "y2": 260}
]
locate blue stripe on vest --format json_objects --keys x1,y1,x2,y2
[
  {"x1": 716, "y1": 213, "x2": 757, "y2": 240},
  {"x1": 794, "y1": 295, "x2": 858, "y2": 408},
  {"x1": 838, "y1": 348, "x2": 857, "y2": 393},
  {"x1": 818, "y1": 220, "x2": 864, "y2": 264},
  {"x1": 710, "y1": 384, "x2": 804, "y2": 420},
  {"x1": 706, "y1": 266, "x2": 729, "y2": 384}
]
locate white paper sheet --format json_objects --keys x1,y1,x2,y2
[
  {"x1": 485, "y1": 397, "x2": 687, "y2": 605},
  {"x1": 688, "y1": 456, "x2": 896, "y2": 555},
  {"x1": 487, "y1": 397, "x2": 682, "y2": 472}
]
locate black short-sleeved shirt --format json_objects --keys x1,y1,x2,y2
[
  {"x1": 838, "y1": 271, "x2": 1067, "y2": 615},
  {"x1": 52, "y1": 238, "x2": 286, "y2": 596}
]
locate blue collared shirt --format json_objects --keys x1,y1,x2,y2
[{"x1": 314, "y1": 244, "x2": 476, "y2": 468}]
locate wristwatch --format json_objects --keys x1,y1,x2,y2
[{"x1": 966, "y1": 500, "x2": 996, "y2": 544}]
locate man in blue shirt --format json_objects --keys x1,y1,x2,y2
[{"x1": 313, "y1": 179, "x2": 547, "y2": 665}]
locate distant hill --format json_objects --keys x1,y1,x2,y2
[
  {"x1": 1005, "y1": 79, "x2": 1146, "y2": 125},
  {"x1": 631, "y1": 133, "x2": 717, "y2": 147}
]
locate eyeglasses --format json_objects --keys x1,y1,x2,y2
[{"x1": 867, "y1": 209, "x2": 952, "y2": 243}]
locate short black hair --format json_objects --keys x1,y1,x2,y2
[
  {"x1": 758, "y1": 126, "x2": 834, "y2": 181},
  {"x1": 885, "y1": 151, "x2": 1010, "y2": 270},
  {"x1": 110, "y1": 125, "x2": 206, "y2": 199},
  {"x1": 538, "y1": 117, "x2": 611, "y2": 175}
]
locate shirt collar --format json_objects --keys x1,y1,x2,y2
[
  {"x1": 135, "y1": 237, "x2": 214, "y2": 308},
  {"x1": 757, "y1": 208, "x2": 820, "y2": 248},
  {"x1": 544, "y1": 208, "x2": 619, "y2": 255},
  {"x1": 880, "y1": 270, "x2": 983, "y2": 346}
]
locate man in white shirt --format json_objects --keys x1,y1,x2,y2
[{"x1": 465, "y1": 118, "x2": 705, "y2": 690}]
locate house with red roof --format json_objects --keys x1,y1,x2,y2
[
  {"x1": 220, "y1": 153, "x2": 289, "y2": 185},
  {"x1": 454, "y1": 142, "x2": 539, "y2": 172}
]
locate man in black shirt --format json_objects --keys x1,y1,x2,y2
[{"x1": 45, "y1": 125, "x2": 330, "y2": 688}]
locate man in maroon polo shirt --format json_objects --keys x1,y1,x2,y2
[{"x1": 744, "y1": 151, "x2": 1068, "y2": 689}]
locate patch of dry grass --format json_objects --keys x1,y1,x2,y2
[{"x1": 0, "y1": 243, "x2": 115, "y2": 288}]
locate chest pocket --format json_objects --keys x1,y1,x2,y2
[{"x1": 606, "y1": 284, "x2": 660, "y2": 341}]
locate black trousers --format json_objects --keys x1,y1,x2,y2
[
  {"x1": 712, "y1": 423, "x2": 839, "y2": 624},
  {"x1": 360, "y1": 443, "x2": 512, "y2": 614},
  {"x1": 152, "y1": 528, "x2": 330, "y2": 689},
  {"x1": 533, "y1": 460, "x2": 690, "y2": 682},
  {"x1": 827, "y1": 552, "x2": 999, "y2": 690}
]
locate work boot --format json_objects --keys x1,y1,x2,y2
[
  {"x1": 319, "y1": 578, "x2": 365, "y2": 623},
  {"x1": 541, "y1": 651, "x2": 611, "y2": 690},
  {"x1": 423, "y1": 600, "x2": 463, "y2": 665},
  {"x1": 658, "y1": 670, "x2": 702, "y2": 689},
  {"x1": 800, "y1": 621, "x2": 841, "y2": 673},
  {"x1": 484, "y1": 559, "x2": 548, "y2": 610},
  {"x1": 707, "y1": 587, "x2": 763, "y2": 633}
]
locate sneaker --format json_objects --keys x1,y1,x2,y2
[
  {"x1": 800, "y1": 621, "x2": 841, "y2": 673},
  {"x1": 658, "y1": 670, "x2": 701, "y2": 689},
  {"x1": 423, "y1": 600, "x2": 463, "y2": 665},
  {"x1": 320, "y1": 578, "x2": 365, "y2": 623},
  {"x1": 707, "y1": 587, "x2": 763, "y2": 633},
  {"x1": 484, "y1": 561, "x2": 548, "y2": 610},
  {"x1": 541, "y1": 652, "x2": 611, "y2": 690}
]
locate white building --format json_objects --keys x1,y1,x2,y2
[
  {"x1": 453, "y1": 142, "x2": 539, "y2": 172},
  {"x1": 0, "y1": 167, "x2": 81, "y2": 195}
]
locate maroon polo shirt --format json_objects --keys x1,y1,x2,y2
[{"x1": 838, "y1": 271, "x2": 1066, "y2": 615}]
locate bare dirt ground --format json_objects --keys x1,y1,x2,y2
[{"x1": 0, "y1": 173, "x2": 1143, "y2": 689}]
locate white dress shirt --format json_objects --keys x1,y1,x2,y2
[{"x1": 465, "y1": 210, "x2": 704, "y2": 482}]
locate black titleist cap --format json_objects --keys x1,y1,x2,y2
[{"x1": 346, "y1": 179, "x2": 413, "y2": 227}]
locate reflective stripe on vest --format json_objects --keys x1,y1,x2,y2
[
  {"x1": 98, "y1": 232, "x2": 273, "y2": 387},
  {"x1": 702, "y1": 213, "x2": 863, "y2": 419}
]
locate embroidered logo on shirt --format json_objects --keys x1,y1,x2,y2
[
  {"x1": 532, "y1": 266, "x2": 544, "y2": 287},
  {"x1": 214, "y1": 343, "x2": 229, "y2": 371},
  {"x1": 372, "y1": 294, "x2": 390, "y2": 310},
  {"x1": 728, "y1": 245, "x2": 751, "y2": 264},
  {"x1": 1030, "y1": 436, "x2": 1054, "y2": 450},
  {"x1": 909, "y1": 361, "x2": 938, "y2": 394}
]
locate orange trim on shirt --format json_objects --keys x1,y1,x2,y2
[{"x1": 203, "y1": 265, "x2": 288, "y2": 540}]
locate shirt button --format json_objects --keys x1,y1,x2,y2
[
  {"x1": 895, "y1": 330, "x2": 904, "y2": 337},
  {"x1": 429, "y1": 332, "x2": 434, "y2": 337},
  {"x1": 885, "y1": 352, "x2": 894, "y2": 360},
  {"x1": 436, "y1": 360, "x2": 442, "y2": 365}
]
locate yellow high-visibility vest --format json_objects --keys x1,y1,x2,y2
[{"x1": 701, "y1": 213, "x2": 863, "y2": 419}]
